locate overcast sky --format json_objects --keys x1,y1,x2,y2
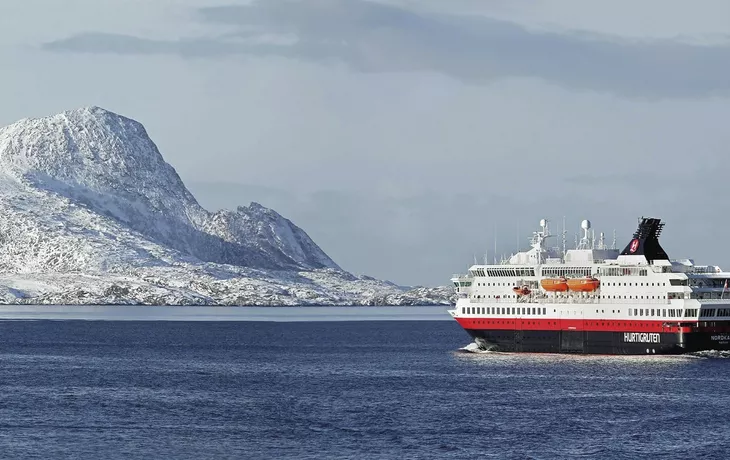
[{"x1": 2, "y1": 0, "x2": 730, "y2": 286}]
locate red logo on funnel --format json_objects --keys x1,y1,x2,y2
[{"x1": 629, "y1": 239, "x2": 639, "y2": 253}]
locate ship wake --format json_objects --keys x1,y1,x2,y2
[
  {"x1": 688, "y1": 350, "x2": 730, "y2": 359},
  {"x1": 458, "y1": 342, "x2": 499, "y2": 354}
]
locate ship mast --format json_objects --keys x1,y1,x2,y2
[
  {"x1": 493, "y1": 224, "x2": 497, "y2": 265},
  {"x1": 562, "y1": 216, "x2": 567, "y2": 260},
  {"x1": 531, "y1": 218, "x2": 552, "y2": 265}
]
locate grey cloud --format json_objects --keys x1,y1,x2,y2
[
  {"x1": 42, "y1": 0, "x2": 730, "y2": 98},
  {"x1": 43, "y1": 33, "x2": 251, "y2": 58},
  {"x1": 565, "y1": 173, "x2": 662, "y2": 188},
  {"x1": 43, "y1": 33, "x2": 171, "y2": 55}
]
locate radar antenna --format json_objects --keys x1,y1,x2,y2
[{"x1": 577, "y1": 219, "x2": 592, "y2": 250}]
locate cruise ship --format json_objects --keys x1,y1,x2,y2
[{"x1": 449, "y1": 217, "x2": 730, "y2": 354}]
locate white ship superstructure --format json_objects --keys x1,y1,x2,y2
[{"x1": 448, "y1": 217, "x2": 730, "y2": 354}]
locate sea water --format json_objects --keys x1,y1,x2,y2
[{"x1": 0, "y1": 306, "x2": 727, "y2": 459}]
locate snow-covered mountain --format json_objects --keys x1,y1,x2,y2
[{"x1": 0, "y1": 107, "x2": 452, "y2": 306}]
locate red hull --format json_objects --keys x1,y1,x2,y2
[{"x1": 455, "y1": 317, "x2": 698, "y2": 334}]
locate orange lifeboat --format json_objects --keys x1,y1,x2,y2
[
  {"x1": 567, "y1": 277, "x2": 600, "y2": 292},
  {"x1": 512, "y1": 286, "x2": 531, "y2": 296},
  {"x1": 540, "y1": 277, "x2": 568, "y2": 292}
]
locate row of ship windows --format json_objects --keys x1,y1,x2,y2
[
  {"x1": 470, "y1": 269, "x2": 536, "y2": 277},
  {"x1": 598, "y1": 267, "x2": 648, "y2": 276},
  {"x1": 463, "y1": 306, "x2": 547, "y2": 316},
  {"x1": 628, "y1": 308, "x2": 697, "y2": 318},
  {"x1": 704, "y1": 309, "x2": 730, "y2": 317},
  {"x1": 473, "y1": 282, "x2": 670, "y2": 287},
  {"x1": 604, "y1": 282, "x2": 668, "y2": 287},
  {"x1": 600, "y1": 295, "x2": 667, "y2": 300},
  {"x1": 541, "y1": 268, "x2": 592, "y2": 277},
  {"x1": 467, "y1": 269, "x2": 688, "y2": 278},
  {"x1": 472, "y1": 294, "x2": 670, "y2": 300},
  {"x1": 469, "y1": 321, "x2": 556, "y2": 326},
  {"x1": 463, "y1": 306, "x2": 700, "y2": 319}
]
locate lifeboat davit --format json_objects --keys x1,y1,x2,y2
[
  {"x1": 540, "y1": 277, "x2": 568, "y2": 292},
  {"x1": 567, "y1": 277, "x2": 600, "y2": 292},
  {"x1": 512, "y1": 286, "x2": 531, "y2": 296}
]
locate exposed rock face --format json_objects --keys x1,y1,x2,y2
[
  {"x1": 203, "y1": 202, "x2": 340, "y2": 270},
  {"x1": 0, "y1": 107, "x2": 451, "y2": 306}
]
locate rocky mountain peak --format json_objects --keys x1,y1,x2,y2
[
  {"x1": 0, "y1": 106, "x2": 200, "y2": 219},
  {"x1": 0, "y1": 107, "x2": 341, "y2": 272},
  {"x1": 206, "y1": 202, "x2": 340, "y2": 270}
]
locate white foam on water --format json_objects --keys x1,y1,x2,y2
[
  {"x1": 688, "y1": 350, "x2": 730, "y2": 359},
  {"x1": 458, "y1": 342, "x2": 502, "y2": 354}
]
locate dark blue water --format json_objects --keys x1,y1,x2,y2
[{"x1": 0, "y1": 320, "x2": 728, "y2": 459}]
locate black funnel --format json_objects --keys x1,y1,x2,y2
[{"x1": 620, "y1": 217, "x2": 669, "y2": 262}]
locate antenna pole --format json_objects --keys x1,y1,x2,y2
[
  {"x1": 493, "y1": 224, "x2": 497, "y2": 264},
  {"x1": 612, "y1": 230, "x2": 616, "y2": 249}
]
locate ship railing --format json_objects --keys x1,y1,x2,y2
[
  {"x1": 689, "y1": 267, "x2": 717, "y2": 274},
  {"x1": 696, "y1": 298, "x2": 730, "y2": 304}
]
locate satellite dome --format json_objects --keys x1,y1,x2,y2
[{"x1": 581, "y1": 219, "x2": 592, "y2": 230}]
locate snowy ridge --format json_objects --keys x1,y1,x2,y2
[
  {"x1": 203, "y1": 202, "x2": 340, "y2": 270},
  {"x1": 0, "y1": 107, "x2": 452, "y2": 306}
]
